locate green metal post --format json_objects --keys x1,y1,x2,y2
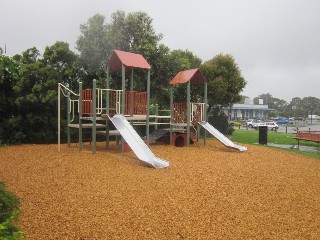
[
  {"x1": 79, "y1": 82, "x2": 83, "y2": 151},
  {"x1": 106, "y1": 67, "x2": 110, "y2": 115},
  {"x1": 58, "y1": 84, "x2": 61, "y2": 152},
  {"x1": 92, "y1": 79, "x2": 97, "y2": 154},
  {"x1": 187, "y1": 81, "x2": 191, "y2": 146},
  {"x1": 170, "y1": 87, "x2": 173, "y2": 145},
  {"x1": 122, "y1": 64, "x2": 126, "y2": 115},
  {"x1": 155, "y1": 104, "x2": 159, "y2": 130},
  {"x1": 146, "y1": 70, "x2": 150, "y2": 145},
  {"x1": 121, "y1": 64, "x2": 125, "y2": 152},
  {"x1": 130, "y1": 68, "x2": 134, "y2": 116},
  {"x1": 204, "y1": 82, "x2": 208, "y2": 145},
  {"x1": 106, "y1": 67, "x2": 110, "y2": 149},
  {"x1": 67, "y1": 92, "x2": 71, "y2": 147},
  {"x1": 197, "y1": 125, "x2": 200, "y2": 142}
]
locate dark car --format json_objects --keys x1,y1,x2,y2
[{"x1": 276, "y1": 119, "x2": 293, "y2": 124}]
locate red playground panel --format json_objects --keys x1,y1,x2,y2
[
  {"x1": 81, "y1": 89, "x2": 93, "y2": 115},
  {"x1": 125, "y1": 91, "x2": 147, "y2": 115}
]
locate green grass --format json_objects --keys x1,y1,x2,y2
[
  {"x1": 229, "y1": 129, "x2": 320, "y2": 146},
  {"x1": 226, "y1": 129, "x2": 320, "y2": 159}
]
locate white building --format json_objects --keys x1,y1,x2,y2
[{"x1": 223, "y1": 98, "x2": 273, "y2": 121}]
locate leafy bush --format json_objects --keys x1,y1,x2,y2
[
  {"x1": 0, "y1": 182, "x2": 24, "y2": 239},
  {"x1": 208, "y1": 108, "x2": 234, "y2": 135}
]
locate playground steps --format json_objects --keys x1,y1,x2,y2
[
  {"x1": 80, "y1": 116, "x2": 106, "y2": 121},
  {"x1": 96, "y1": 130, "x2": 120, "y2": 136},
  {"x1": 68, "y1": 123, "x2": 107, "y2": 129}
]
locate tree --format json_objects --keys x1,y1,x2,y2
[
  {"x1": 76, "y1": 11, "x2": 164, "y2": 87},
  {"x1": 8, "y1": 43, "x2": 80, "y2": 144},
  {"x1": 254, "y1": 93, "x2": 288, "y2": 117},
  {"x1": 200, "y1": 54, "x2": 246, "y2": 112},
  {"x1": 125, "y1": 11, "x2": 163, "y2": 59},
  {"x1": 0, "y1": 55, "x2": 21, "y2": 143},
  {"x1": 105, "y1": 10, "x2": 131, "y2": 55},
  {"x1": 288, "y1": 97, "x2": 305, "y2": 118},
  {"x1": 301, "y1": 96, "x2": 320, "y2": 117},
  {"x1": 76, "y1": 13, "x2": 107, "y2": 78}
]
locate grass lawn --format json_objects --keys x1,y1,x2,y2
[{"x1": 228, "y1": 129, "x2": 320, "y2": 159}]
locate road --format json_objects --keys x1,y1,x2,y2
[
  {"x1": 241, "y1": 120, "x2": 320, "y2": 133},
  {"x1": 277, "y1": 121, "x2": 320, "y2": 133}
]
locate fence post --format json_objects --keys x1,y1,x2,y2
[
  {"x1": 67, "y1": 92, "x2": 71, "y2": 147},
  {"x1": 170, "y1": 87, "x2": 173, "y2": 145},
  {"x1": 58, "y1": 84, "x2": 61, "y2": 152},
  {"x1": 79, "y1": 82, "x2": 83, "y2": 150},
  {"x1": 155, "y1": 104, "x2": 159, "y2": 130},
  {"x1": 92, "y1": 79, "x2": 97, "y2": 154}
]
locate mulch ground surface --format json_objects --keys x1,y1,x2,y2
[{"x1": 1, "y1": 141, "x2": 320, "y2": 239}]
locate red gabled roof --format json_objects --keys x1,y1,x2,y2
[
  {"x1": 108, "y1": 50, "x2": 151, "y2": 72},
  {"x1": 169, "y1": 68, "x2": 207, "y2": 86}
]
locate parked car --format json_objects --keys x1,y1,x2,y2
[
  {"x1": 276, "y1": 119, "x2": 293, "y2": 124},
  {"x1": 289, "y1": 117, "x2": 305, "y2": 121},
  {"x1": 252, "y1": 122, "x2": 279, "y2": 131},
  {"x1": 265, "y1": 122, "x2": 279, "y2": 131},
  {"x1": 308, "y1": 115, "x2": 319, "y2": 119},
  {"x1": 246, "y1": 119, "x2": 262, "y2": 128}
]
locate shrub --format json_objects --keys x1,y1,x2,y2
[
  {"x1": 208, "y1": 108, "x2": 230, "y2": 135},
  {"x1": 0, "y1": 182, "x2": 24, "y2": 239}
]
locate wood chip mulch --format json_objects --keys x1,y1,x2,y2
[{"x1": 0, "y1": 141, "x2": 320, "y2": 239}]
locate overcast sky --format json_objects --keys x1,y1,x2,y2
[{"x1": 1, "y1": 0, "x2": 320, "y2": 102}]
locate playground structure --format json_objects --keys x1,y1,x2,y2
[
  {"x1": 57, "y1": 50, "x2": 246, "y2": 168},
  {"x1": 168, "y1": 68, "x2": 247, "y2": 152}
]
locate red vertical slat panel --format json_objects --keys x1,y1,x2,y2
[{"x1": 81, "y1": 89, "x2": 93, "y2": 115}]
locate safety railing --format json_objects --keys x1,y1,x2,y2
[
  {"x1": 80, "y1": 88, "x2": 123, "y2": 115},
  {"x1": 191, "y1": 103, "x2": 205, "y2": 122},
  {"x1": 172, "y1": 102, "x2": 205, "y2": 124},
  {"x1": 58, "y1": 83, "x2": 80, "y2": 123},
  {"x1": 125, "y1": 91, "x2": 147, "y2": 115},
  {"x1": 97, "y1": 88, "x2": 122, "y2": 115}
]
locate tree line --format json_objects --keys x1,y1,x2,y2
[
  {"x1": 1, "y1": 10, "x2": 246, "y2": 144},
  {"x1": 252, "y1": 93, "x2": 320, "y2": 118}
]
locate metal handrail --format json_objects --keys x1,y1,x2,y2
[
  {"x1": 96, "y1": 88, "x2": 123, "y2": 115},
  {"x1": 58, "y1": 83, "x2": 79, "y2": 97}
]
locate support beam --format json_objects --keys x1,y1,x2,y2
[
  {"x1": 186, "y1": 81, "x2": 191, "y2": 146},
  {"x1": 204, "y1": 82, "x2": 207, "y2": 145},
  {"x1": 92, "y1": 79, "x2": 97, "y2": 154},
  {"x1": 67, "y1": 92, "x2": 71, "y2": 147},
  {"x1": 155, "y1": 104, "x2": 159, "y2": 130},
  {"x1": 146, "y1": 70, "x2": 150, "y2": 145},
  {"x1": 106, "y1": 68, "x2": 110, "y2": 149},
  {"x1": 58, "y1": 84, "x2": 61, "y2": 152},
  {"x1": 170, "y1": 87, "x2": 173, "y2": 145},
  {"x1": 121, "y1": 64, "x2": 125, "y2": 152},
  {"x1": 79, "y1": 82, "x2": 83, "y2": 151},
  {"x1": 130, "y1": 68, "x2": 134, "y2": 116}
]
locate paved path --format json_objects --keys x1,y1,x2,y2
[{"x1": 268, "y1": 143, "x2": 320, "y2": 153}]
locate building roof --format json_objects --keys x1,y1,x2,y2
[
  {"x1": 108, "y1": 50, "x2": 151, "y2": 73},
  {"x1": 230, "y1": 104, "x2": 273, "y2": 111},
  {"x1": 169, "y1": 68, "x2": 207, "y2": 86}
]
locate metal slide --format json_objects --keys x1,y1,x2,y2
[
  {"x1": 110, "y1": 114, "x2": 169, "y2": 168},
  {"x1": 199, "y1": 121, "x2": 247, "y2": 152}
]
